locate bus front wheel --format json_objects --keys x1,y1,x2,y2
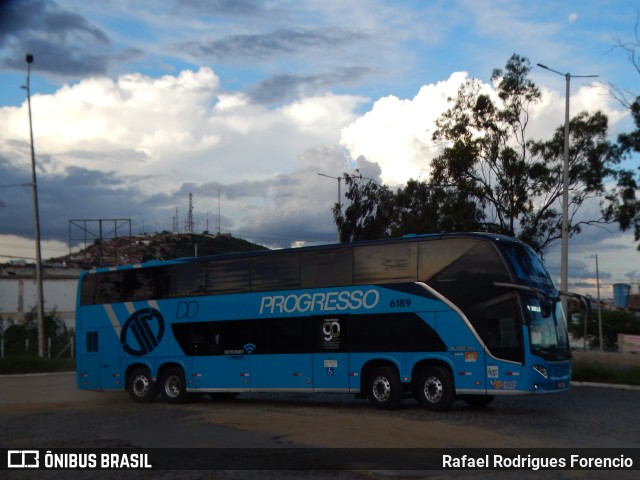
[
  {"x1": 415, "y1": 366, "x2": 455, "y2": 411},
  {"x1": 160, "y1": 367, "x2": 189, "y2": 404},
  {"x1": 128, "y1": 367, "x2": 157, "y2": 403},
  {"x1": 367, "y1": 366, "x2": 404, "y2": 410}
]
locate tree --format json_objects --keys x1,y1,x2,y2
[
  {"x1": 333, "y1": 172, "x2": 484, "y2": 242},
  {"x1": 333, "y1": 54, "x2": 626, "y2": 252},
  {"x1": 610, "y1": 17, "x2": 640, "y2": 249},
  {"x1": 430, "y1": 54, "x2": 622, "y2": 254},
  {"x1": 333, "y1": 172, "x2": 396, "y2": 242},
  {"x1": 569, "y1": 309, "x2": 640, "y2": 352},
  {"x1": 614, "y1": 98, "x2": 640, "y2": 248}
]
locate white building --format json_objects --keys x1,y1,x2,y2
[{"x1": 0, "y1": 265, "x2": 81, "y2": 329}]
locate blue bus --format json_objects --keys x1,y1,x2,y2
[{"x1": 75, "y1": 233, "x2": 588, "y2": 411}]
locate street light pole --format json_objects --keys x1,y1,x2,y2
[
  {"x1": 317, "y1": 173, "x2": 342, "y2": 242},
  {"x1": 536, "y1": 64, "x2": 598, "y2": 304},
  {"x1": 24, "y1": 53, "x2": 46, "y2": 358}
]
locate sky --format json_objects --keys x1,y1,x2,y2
[{"x1": 0, "y1": 0, "x2": 639, "y2": 299}]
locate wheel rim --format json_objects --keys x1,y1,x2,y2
[
  {"x1": 424, "y1": 376, "x2": 443, "y2": 403},
  {"x1": 372, "y1": 375, "x2": 391, "y2": 403},
  {"x1": 164, "y1": 375, "x2": 182, "y2": 398},
  {"x1": 133, "y1": 375, "x2": 150, "y2": 398}
]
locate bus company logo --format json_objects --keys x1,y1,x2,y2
[
  {"x1": 120, "y1": 308, "x2": 165, "y2": 356},
  {"x1": 7, "y1": 450, "x2": 39, "y2": 468},
  {"x1": 260, "y1": 288, "x2": 380, "y2": 315}
]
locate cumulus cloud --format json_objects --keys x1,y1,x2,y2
[
  {"x1": 0, "y1": 63, "x2": 632, "y2": 261},
  {"x1": 0, "y1": 67, "x2": 369, "y2": 250},
  {"x1": 340, "y1": 72, "x2": 472, "y2": 185}
]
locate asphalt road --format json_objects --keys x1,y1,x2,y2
[{"x1": 1, "y1": 373, "x2": 639, "y2": 479}]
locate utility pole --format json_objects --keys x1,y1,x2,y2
[
  {"x1": 537, "y1": 64, "x2": 597, "y2": 312},
  {"x1": 595, "y1": 254, "x2": 603, "y2": 352},
  {"x1": 317, "y1": 173, "x2": 342, "y2": 242},
  {"x1": 24, "y1": 53, "x2": 45, "y2": 358}
]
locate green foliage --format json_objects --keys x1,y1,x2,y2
[
  {"x1": 1, "y1": 308, "x2": 72, "y2": 357},
  {"x1": 333, "y1": 54, "x2": 627, "y2": 256},
  {"x1": 615, "y1": 96, "x2": 640, "y2": 249},
  {"x1": 333, "y1": 172, "x2": 484, "y2": 242},
  {"x1": 0, "y1": 355, "x2": 75, "y2": 374},
  {"x1": 569, "y1": 309, "x2": 640, "y2": 351},
  {"x1": 430, "y1": 54, "x2": 621, "y2": 254},
  {"x1": 571, "y1": 360, "x2": 640, "y2": 386}
]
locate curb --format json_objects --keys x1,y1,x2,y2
[{"x1": 570, "y1": 381, "x2": 640, "y2": 391}]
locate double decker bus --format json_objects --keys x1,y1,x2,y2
[{"x1": 75, "y1": 233, "x2": 588, "y2": 411}]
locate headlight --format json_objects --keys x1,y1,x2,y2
[{"x1": 533, "y1": 364, "x2": 549, "y2": 379}]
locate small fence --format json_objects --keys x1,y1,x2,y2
[{"x1": 0, "y1": 335, "x2": 75, "y2": 360}]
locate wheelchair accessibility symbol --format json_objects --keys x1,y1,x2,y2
[
  {"x1": 323, "y1": 359, "x2": 338, "y2": 376},
  {"x1": 121, "y1": 307, "x2": 165, "y2": 356}
]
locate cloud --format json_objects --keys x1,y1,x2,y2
[
  {"x1": 0, "y1": 67, "x2": 369, "y2": 250},
  {"x1": 0, "y1": 0, "x2": 122, "y2": 77},
  {"x1": 339, "y1": 71, "x2": 471, "y2": 185},
  {"x1": 180, "y1": 28, "x2": 371, "y2": 63},
  {"x1": 248, "y1": 67, "x2": 372, "y2": 105}
]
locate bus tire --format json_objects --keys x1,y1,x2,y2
[
  {"x1": 128, "y1": 367, "x2": 157, "y2": 403},
  {"x1": 160, "y1": 367, "x2": 189, "y2": 404},
  {"x1": 415, "y1": 366, "x2": 455, "y2": 411},
  {"x1": 367, "y1": 366, "x2": 404, "y2": 410},
  {"x1": 462, "y1": 395, "x2": 495, "y2": 408}
]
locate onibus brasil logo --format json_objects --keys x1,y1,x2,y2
[{"x1": 120, "y1": 308, "x2": 165, "y2": 356}]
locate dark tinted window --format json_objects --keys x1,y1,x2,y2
[
  {"x1": 267, "y1": 317, "x2": 313, "y2": 353},
  {"x1": 251, "y1": 254, "x2": 300, "y2": 291},
  {"x1": 482, "y1": 299, "x2": 523, "y2": 362},
  {"x1": 203, "y1": 259, "x2": 251, "y2": 294},
  {"x1": 300, "y1": 249, "x2": 353, "y2": 288},
  {"x1": 80, "y1": 273, "x2": 97, "y2": 305},
  {"x1": 163, "y1": 262, "x2": 204, "y2": 298},
  {"x1": 353, "y1": 243, "x2": 417, "y2": 284},
  {"x1": 349, "y1": 313, "x2": 446, "y2": 352},
  {"x1": 86, "y1": 331, "x2": 99, "y2": 352},
  {"x1": 172, "y1": 320, "x2": 265, "y2": 356},
  {"x1": 420, "y1": 238, "x2": 521, "y2": 362}
]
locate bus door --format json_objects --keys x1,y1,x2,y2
[
  {"x1": 313, "y1": 315, "x2": 350, "y2": 391},
  {"x1": 481, "y1": 298, "x2": 524, "y2": 393}
]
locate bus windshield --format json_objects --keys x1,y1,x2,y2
[
  {"x1": 501, "y1": 243, "x2": 555, "y2": 292},
  {"x1": 524, "y1": 295, "x2": 570, "y2": 360},
  {"x1": 500, "y1": 243, "x2": 571, "y2": 359}
]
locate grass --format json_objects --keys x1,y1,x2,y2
[
  {"x1": 0, "y1": 355, "x2": 75, "y2": 375},
  {"x1": 571, "y1": 360, "x2": 640, "y2": 386}
]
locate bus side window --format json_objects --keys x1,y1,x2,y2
[
  {"x1": 300, "y1": 249, "x2": 353, "y2": 288},
  {"x1": 483, "y1": 300, "x2": 523, "y2": 363},
  {"x1": 86, "y1": 331, "x2": 99, "y2": 353}
]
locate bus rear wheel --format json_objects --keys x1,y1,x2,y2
[
  {"x1": 415, "y1": 366, "x2": 455, "y2": 411},
  {"x1": 160, "y1": 367, "x2": 189, "y2": 404},
  {"x1": 128, "y1": 367, "x2": 157, "y2": 403},
  {"x1": 367, "y1": 366, "x2": 404, "y2": 410}
]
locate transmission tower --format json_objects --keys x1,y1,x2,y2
[{"x1": 185, "y1": 192, "x2": 194, "y2": 234}]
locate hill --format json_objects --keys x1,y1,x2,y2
[{"x1": 50, "y1": 232, "x2": 268, "y2": 268}]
